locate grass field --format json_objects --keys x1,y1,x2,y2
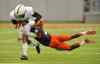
[{"x1": 0, "y1": 23, "x2": 99, "y2": 64}]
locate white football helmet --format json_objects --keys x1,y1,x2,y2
[{"x1": 14, "y1": 4, "x2": 26, "y2": 18}]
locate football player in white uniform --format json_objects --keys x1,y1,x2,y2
[{"x1": 10, "y1": 4, "x2": 46, "y2": 60}]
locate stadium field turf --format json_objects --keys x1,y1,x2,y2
[{"x1": 0, "y1": 23, "x2": 99, "y2": 64}]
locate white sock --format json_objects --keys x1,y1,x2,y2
[
  {"x1": 80, "y1": 32, "x2": 87, "y2": 35},
  {"x1": 21, "y1": 42, "x2": 28, "y2": 56}
]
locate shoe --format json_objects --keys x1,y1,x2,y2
[
  {"x1": 86, "y1": 30, "x2": 96, "y2": 35},
  {"x1": 85, "y1": 39, "x2": 96, "y2": 44},
  {"x1": 20, "y1": 55, "x2": 28, "y2": 60},
  {"x1": 35, "y1": 44, "x2": 40, "y2": 54}
]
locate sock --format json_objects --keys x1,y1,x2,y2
[
  {"x1": 80, "y1": 32, "x2": 87, "y2": 35},
  {"x1": 21, "y1": 42, "x2": 28, "y2": 56}
]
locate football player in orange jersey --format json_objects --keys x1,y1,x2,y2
[{"x1": 34, "y1": 28, "x2": 96, "y2": 51}]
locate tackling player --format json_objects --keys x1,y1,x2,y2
[
  {"x1": 9, "y1": 4, "x2": 46, "y2": 60},
  {"x1": 35, "y1": 28, "x2": 96, "y2": 51}
]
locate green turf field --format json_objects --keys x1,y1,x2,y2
[{"x1": 0, "y1": 24, "x2": 99, "y2": 64}]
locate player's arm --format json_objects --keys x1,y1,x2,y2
[
  {"x1": 10, "y1": 10, "x2": 20, "y2": 29},
  {"x1": 10, "y1": 19, "x2": 18, "y2": 29},
  {"x1": 32, "y1": 11, "x2": 47, "y2": 28},
  {"x1": 32, "y1": 12, "x2": 42, "y2": 22},
  {"x1": 11, "y1": 19, "x2": 24, "y2": 29},
  {"x1": 11, "y1": 19, "x2": 17, "y2": 24}
]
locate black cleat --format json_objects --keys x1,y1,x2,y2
[
  {"x1": 20, "y1": 55, "x2": 28, "y2": 60},
  {"x1": 35, "y1": 44, "x2": 40, "y2": 54},
  {"x1": 85, "y1": 39, "x2": 96, "y2": 44}
]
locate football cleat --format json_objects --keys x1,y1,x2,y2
[
  {"x1": 85, "y1": 39, "x2": 96, "y2": 44},
  {"x1": 20, "y1": 55, "x2": 28, "y2": 60},
  {"x1": 86, "y1": 30, "x2": 96, "y2": 35},
  {"x1": 35, "y1": 44, "x2": 40, "y2": 54}
]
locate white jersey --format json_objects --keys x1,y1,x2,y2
[
  {"x1": 10, "y1": 6, "x2": 36, "y2": 37},
  {"x1": 10, "y1": 6, "x2": 36, "y2": 26},
  {"x1": 10, "y1": 5, "x2": 40, "y2": 57}
]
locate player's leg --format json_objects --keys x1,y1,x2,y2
[
  {"x1": 56, "y1": 42, "x2": 80, "y2": 51},
  {"x1": 49, "y1": 30, "x2": 96, "y2": 51},
  {"x1": 57, "y1": 30, "x2": 96, "y2": 42},
  {"x1": 67, "y1": 39, "x2": 95, "y2": 51},
  {"x1": 35, "y1": 43, "x2": 40, "y2": 54},
  {"x1": 30, "y1": 26, "x2": 41, "y2": 54},
  {"x1": 20, "y1": 34, "x2": 28, "y2": 60},
  {"x1": 14, "y1": 22, "x2": 28, "y2": 60},
  {"x1": 50, "y1": 35, "x2": 77, "y2": 50},
  {"x1": 55, "y1": 39, "x2": 95, "y2": 51},
  {"x1": 55, "y1": 43, "x2": 71, "y2": 50},
  {"x1": 19, "y1": 25, "x2": 41, "y2": 59},
  {"x1": 20, "y1": 24, "x2": 31, "y2": 60},
  {"x1": 49, "y1": 35, "x2": 62, "y2": 48},
  {"x1": 50, "y1": 34, "x2": 95, "y2": 50},
  {"x1": 67, "y1": 30, "x2": 96, "y2": 41},
  {"x1": 28, "y1": 36, "x2": 41, "y2": 54}
]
